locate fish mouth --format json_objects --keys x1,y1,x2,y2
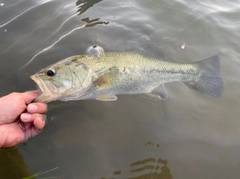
[
  {"x1": 30, "y1": 75, "x2": 43, "y2": 94},
  {"x1": 30, "y1": 75, "x2": 53, "y2": 103}
]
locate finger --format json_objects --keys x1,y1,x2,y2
[
  {"x1": 20, "y1": 113, "x2": 46, "y2": 129},
  {"x1": 33, "y1": 116, "x2": 46, "y2": 130},
  {"x1": 27, "y1": 102, "x2": 48, "y2": 114},
  {"x1": 22, "y1": 118, "x2": 46, "y2": 142},
  {"x1": 21, "y1": 91, "x2": 41, "y2": 104}
]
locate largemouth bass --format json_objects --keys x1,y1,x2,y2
[{"x1": 31, "y1": 45, "x2": 223, "y2": 103}]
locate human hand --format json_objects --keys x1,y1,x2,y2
[{"x1": 0, "y1": 91, "x2": 47, "y2": 148}]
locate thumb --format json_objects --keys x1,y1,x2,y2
[{"x1": 21, "y1": 91, "x2": 40, "y2": 104}]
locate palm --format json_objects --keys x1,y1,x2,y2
[{"x1": 1, "y1": 122, "x2": 25, "y2": 147}]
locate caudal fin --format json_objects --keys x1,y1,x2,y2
[{"x1": 186, "y1": 55, "x2": 223, "y2": 98}]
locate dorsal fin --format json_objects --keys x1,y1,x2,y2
[
  {"x1": 125, "y1": 43, "x2": 164, "y2": 60},
  {"x1": 137, "y1": 43, "x2": 164, "y2": 59}
]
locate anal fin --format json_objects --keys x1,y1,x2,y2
[
  {"x1": 96, "y1": 95, "x2": 118, "y2": 101},
  {"x1": 150, "y1": 84, "x2": 168, "y2": 100}
]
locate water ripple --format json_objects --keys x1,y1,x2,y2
[
  {"x1": 22, "y1": 16, "x2": 109, "y2": 69},
  {"x1": 50, "y1": 9, "x2": 78, "y2": 36},
  {"x1": 0, "y1": 0, "x2": 54, "y2": 28},
  {"x1": 21, "y1": 24, "x2": 86, "y2": 69}
]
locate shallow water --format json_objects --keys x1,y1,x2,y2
[{"x1": 1, "y1": 0, "x2": 240, "y2": 178}]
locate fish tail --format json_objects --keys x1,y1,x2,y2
[{"x1": 186, "y1": 55, "x2": 223, "y2": 98}]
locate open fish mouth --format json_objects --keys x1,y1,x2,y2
[
  {"x1": 30, "y1": 75, "x2": 51, "y2": 102},
  {"x1": 30, "y1": 75, "x2": 44, "y2": 95},
  {"x1": 30, "y1": 75, "x2": 63, "y2": 103}
]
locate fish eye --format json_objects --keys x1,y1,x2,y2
[{"x1": 46, "y1": 69, "x2": 55, "y2": 77}]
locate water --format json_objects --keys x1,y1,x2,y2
[{"x1": 0, "y1": 0, "x2": 240, "y2": 178}]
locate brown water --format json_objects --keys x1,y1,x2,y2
[{"x1": 0, "y1": 0, "x2": 240, "y2": 178}]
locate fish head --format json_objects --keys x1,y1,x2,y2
[{"x1": 30, "y1": 56, "x2": 94, "y2": 103}]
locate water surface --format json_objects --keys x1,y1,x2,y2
[{"x1": 0, "y1": 0, "x2": 240, "y2": 178}]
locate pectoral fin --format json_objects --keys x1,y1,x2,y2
[
  {"x1": 94, "y1": 71, "x2": 119, "y2": 89},
  {"x1": 96, "y1": 95, "x2": 118, "y2": 101},
  {"x1": 150, "y1": 84, "x2": 168, "y2": 100}
]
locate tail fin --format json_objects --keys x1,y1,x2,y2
[{"x1": 186, "y1": 55, "x2": 223, "y2": 98}]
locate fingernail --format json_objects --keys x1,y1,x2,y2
[
  {"x1": 35, "y1": 117, "x2": 44, "y2": 129},
  {"x1": 28, "y1": 104, "x2": 38, "y2": 112},
  {"x1": 21, "y1": 113, "x2": 31, "y2": 121}
]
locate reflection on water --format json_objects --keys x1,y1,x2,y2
[
  {"x1": 102, "y1": 141, "x2": 173, "y2": 179},
  {"x1": 82, "y1": 17, "x2": 109, "y2": 27},
  {"x1": 0, "y1": 148, "x2": 33, "y2": 178},
  {"x1": 76, "y1": 0, "x2": 108, "y2": 27},
  {"x1": 0, "y1": 142, "x2": 172, "y2": 179},
  {"x1": 0, "y1": 147, "x2": 58, "y2": 178},
  {"x1": 76, "y1": 0, "x2": 103, "y2": 15},
  {"x1": 102, "y1": 158, "x2": 172, "y2": 179}
]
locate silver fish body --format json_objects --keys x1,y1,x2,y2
[{"x1": 31, "y1": 49, "x2": 223, "y2": 103}]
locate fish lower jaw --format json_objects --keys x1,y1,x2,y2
[
  {"x1": 30, "y1": 75, "x2": 58, "y2": 102},
  {"x1": 35, "y1": 92, "x2": 63, "y2": 103}
]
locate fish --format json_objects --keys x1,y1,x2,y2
[{"x1": 30, "y1": 45, "x2": 223, "y2": 103}]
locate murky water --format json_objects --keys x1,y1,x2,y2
[{"x1": 1, "y1": 0, "x2": 240, "y2": 178}]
